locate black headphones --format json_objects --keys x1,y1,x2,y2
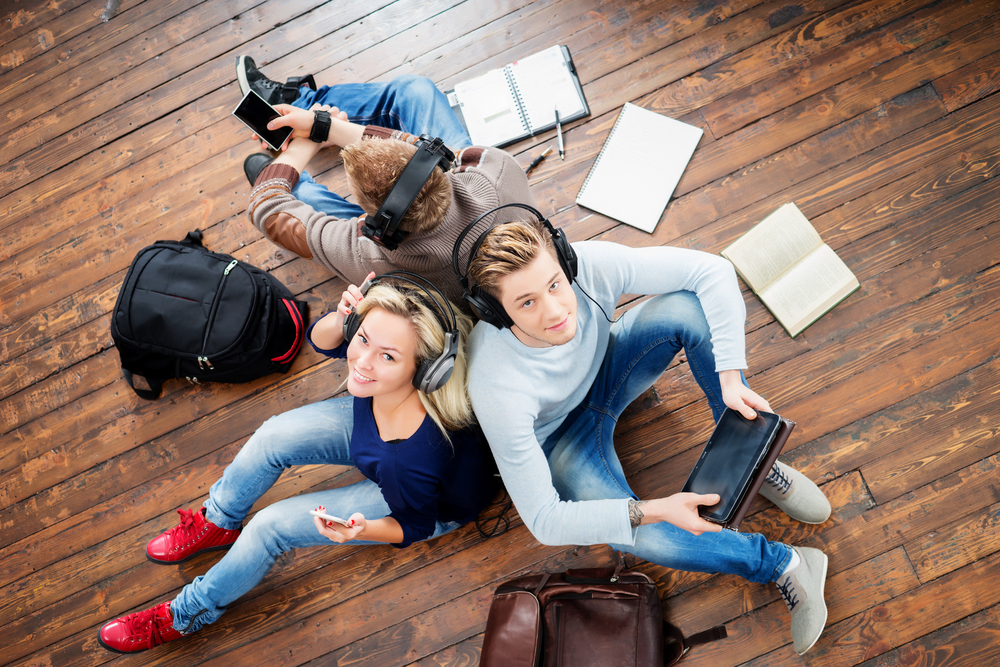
[
  {"x1": 360, "y1": 135, "x2": 455, "y2": 250},
  {"x1": 342, "y1": 271, "x2": 460, "y2": 394},
  {"x1": 451, "y1": 203, "x2": 578, "y2": 329}
]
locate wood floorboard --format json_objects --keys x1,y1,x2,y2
[{"x1": 2, "y1": 0, "x2": 999, "y2": 665}]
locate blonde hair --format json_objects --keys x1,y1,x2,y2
[
  {"x1": 355, "y1": 282, "x2": 474, "y2": 436},
  {"x1": 342, "y1": 137, "x2": 453, "y2": 235},
  {"x1": 466, "y1": 219, "x2": 555, "y2": 298}
]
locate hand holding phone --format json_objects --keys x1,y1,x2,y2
[
  {"x1": 232, "y1": 90, "x2": 294, "y2": 151},
  {"x1": 310, "y1": 507, "x2": 351, "y2": 527}
]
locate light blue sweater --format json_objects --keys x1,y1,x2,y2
[{"x1": 467, "y1": 241, "x2": 747, "y2": 547}]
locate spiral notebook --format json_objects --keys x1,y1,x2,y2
[
  {"x1": 445, "y1": 45, "x2": 589, "y2": 148},
  {"x1": 576, "y1": 103, "x2": 703, "y2": 233}
]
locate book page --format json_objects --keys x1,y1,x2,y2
[
  {"x1": 508, "y1": 45, "x2": 586, "y2": 131},
  {"x1": 758, "y1": 244, "x2": 859, "y2": 336},
  {"x1": 576, "y1": 104, "x2": 703, "y2": 233},
  {"x1": 721, "y1": 203, "x2": 823, "y2": 291},
  {"x1": 452, "y1": 68, "x2": 528, "y2": 146}
]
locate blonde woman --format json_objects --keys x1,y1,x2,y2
[{"x1": 99, "y1": 272, "x2": 491, "y2": 653}]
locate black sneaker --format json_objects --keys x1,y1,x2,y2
[
  {"x1": 236, "y1": 55, "x2": 316, "y2": 105},
  {"x1": 244, "y1": 153, "x2": 274, "y2": 186}
]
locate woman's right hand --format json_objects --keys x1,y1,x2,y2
[
  {"x1": 308, "y1": 272, "x2": 376, "y2": 350},
  {"x1": 313, "y1": 512, "x2": 367, "y2": 544}
]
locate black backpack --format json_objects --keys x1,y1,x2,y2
[{"x1": 110, "y1": 231, "x2": 308, "y2": 399}]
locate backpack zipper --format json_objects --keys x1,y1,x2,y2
[{"x1": 199, "y1": 260, "x2": 240, "y2": 369}]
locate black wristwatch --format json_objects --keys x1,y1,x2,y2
[{"x1": 310, "y1": 109, "x2": 331, "y2": 143}]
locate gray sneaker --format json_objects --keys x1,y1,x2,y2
[
  {"x1": 759, "y1": 461, "x2": 831, "y2": 524},
  {"x1": 777, "y1": 546, "x2": 829, "y2": 655}
]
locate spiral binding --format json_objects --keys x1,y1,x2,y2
[
  {"x1": 578, "y1": 104, "x2": 631, "y2": 197},
  {"x1": 504, "y1": 65, "x2": 531, "y2": 135}
]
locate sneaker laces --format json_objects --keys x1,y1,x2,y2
[
  {"x1": 765, "y1": 464, "x2": 792, "y2": 495},
  {"x1": 776, "y1": 576, "x2": 800, "y2": 612},
  {"x1": 121, "y1": 604, "x2": 173, "y2": 649},
  {"x1": 165, "y1": 508, "x2": 203, "y2": 543}
]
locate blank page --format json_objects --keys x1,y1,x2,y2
[{"x1": 576, "y1": 103, "x2": 703, "y2": 233}]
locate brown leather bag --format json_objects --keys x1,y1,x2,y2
[{"x1": 480, "y1": 563, "x2": 726, "y2": 666}]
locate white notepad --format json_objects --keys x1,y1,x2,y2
[{"x1": 576, "y1": 103, "x2": 703, "y2": 233}]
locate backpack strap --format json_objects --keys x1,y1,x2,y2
[
  {"x1": 122, "y1": 368, "x2": 163, "y2": 401},
  {"x1": 663, "y1": 621, "x2": 727, "y2": 666}
]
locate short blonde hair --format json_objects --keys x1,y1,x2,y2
[
  {"x1": 355, "y1": 282, "x2": 474, "y2": 435},
  {"x1": 342, "y1": 137, "x2": 452, "y2": 235},
  {"x1": 466, "y1": 219, "x2": 555, "y2": 298}
]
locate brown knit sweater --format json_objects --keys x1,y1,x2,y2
[{"x1": 247, "y1": 126, "x2": 534, "y2": 302}]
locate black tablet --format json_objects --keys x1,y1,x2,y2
[
  {"x1": 682, "y1": 408, "x2": 782, "y2": 524},
  {"x1": 232, "y1": 89, "x2": 294, "y2": 151}
]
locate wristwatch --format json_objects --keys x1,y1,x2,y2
[{"x1": 310, "y1": 109, "x2": 331, "y2": 143}]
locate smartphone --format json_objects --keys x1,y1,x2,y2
[
  {"x1": 232, "y1": 89, "x2": 294, "y2": 151},
  {"x1": 309, "y1": 509, "x2": 351, "y2": 527},
  {"x1": 682, "y1": 408, "x2": 782, "y2": 524}
]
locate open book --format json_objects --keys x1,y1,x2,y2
[
  {"x1": 445, "y1": 45, "x2": 589, "y2": 148},
  {"x1": 721, "y1": 203, "x2": 860, "y2": 337}
]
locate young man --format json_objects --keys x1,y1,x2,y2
[
  {"x1": 236, "y1": 57, "x2": 534, "y2": 301},
  {"x1": 463, "y1": 218, "x2": 833, "y2": 655}
]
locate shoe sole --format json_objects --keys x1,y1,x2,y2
[
  {"x1": 796, "y1": 550, "x2": 829, "y2": 655},
  {"x1": 146, "y1": 542, "x2": 236, "y2": 565},
  {"x1": 236, "y1": 55, "x2": 251, "y2": 96}
]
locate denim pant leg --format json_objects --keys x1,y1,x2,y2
[
  {"x1": 288, "y1": 74, "x2": 472, "y2": 217},
  {"x1": 171, "y1": 397, "x2": 462, "y2": 632},
  {"x1": 545, "y1": 292, "x2": 791, "y2": 584},
  {"x1": 200, "y1": 397, "x2": 356, "y2": 529}
]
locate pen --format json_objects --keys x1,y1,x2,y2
[
  {"x1": 524, "y1": 146, "x2": 554, "y2": 175},
  {"x1": 554, "y1": 107, "x2": 565, "y2": 160}
]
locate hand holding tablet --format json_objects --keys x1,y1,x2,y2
[{"x1": 682, "y1": 408, "x2": 785, "y2": 525}]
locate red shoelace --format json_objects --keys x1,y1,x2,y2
[{"x1": 120, "y1": 604, "x2": 175, "y2": 649}]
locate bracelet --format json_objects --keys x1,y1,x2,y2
[{"x1": 310, "y1": 109, "x2": 331, "y2": 143}]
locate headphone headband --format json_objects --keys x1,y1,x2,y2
[
  {"x1": 361, "y1": 135, "x2": 454, "y2": 250},
  {"x1": 343, "y1": 271, "x2": 459, "y2": 393},
  {"x1": 451, "y1": 203, "x2": 578, "y2": 329}
]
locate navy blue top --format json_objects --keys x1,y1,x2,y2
[{"x1": 307, "y1": 320, "x2": 495, "y2": 547}]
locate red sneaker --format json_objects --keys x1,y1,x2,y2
[
  {"x1": 146, "y1": 507, "x2": 241, "y2": 564},
  {"x1": 98, "y1": 601, "x2": 185, "y2": 653}
]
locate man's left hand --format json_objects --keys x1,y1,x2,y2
[{"x1": 719, "y1": 369, "x2": 772, "y2": 419}]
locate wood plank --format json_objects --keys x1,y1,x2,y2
[
  {"x1": 781, "y1": 356, "x2": 1000, "y2": 500},
  {"x1": 0, "y1": 0, "x2": 341, "y2": 195},
  {"x1": 701, "y1": 0, "x2": 995, "y2": 136},
  {"x1": 856, "y1": 603, "x2": 1000, "y2": 667},
  {"x1": 906, "y1": 502, "x2": 1000, "y2": 584},
  {"x1": 933, "y1": 48, "x2": 1000, "y2": 112},
  {"x1": 0, "y1": 0, "x2": 204, "y2": 109},
  {"x1": 0, "y1": 0, "x2": 130, "y2": 57}
]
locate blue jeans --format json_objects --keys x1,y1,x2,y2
[
  {"x1": 288, "y1": 74, "x2": 473, "y2": 220},
  {"x1": 169, "y1": 397, "x2": 461, "y2": 634},
  {"x1": 543, "y1": 292, "x2": 792, "y2": 584}
]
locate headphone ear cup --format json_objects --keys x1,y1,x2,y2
[
  {"x1": 465, "y1": 288, "x2": 512, "y2": 329},
  {"x1": 412, "y1": 358, "x2": 432, "y2": 392},
  {"x1": 412, "y1": 330, "x2": 459, "y2": 393},
  {"x1": 343, "y1": 309, "x2": 361, "y2": 343},
  {"x1": 551, "y1": 227, "x2": 578, "y2": 283}
]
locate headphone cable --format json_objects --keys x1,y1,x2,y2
[{"x1": 577, "y1": 282, "x2": 618, "y2": 324}]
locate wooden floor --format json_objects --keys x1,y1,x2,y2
[{"x1": 3, "y1": 0, "x2": 1000, "y2": 664}]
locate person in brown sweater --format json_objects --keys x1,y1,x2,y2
[{"x1": 238, "y1": 58, "x2": 534, "y2": 301}]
